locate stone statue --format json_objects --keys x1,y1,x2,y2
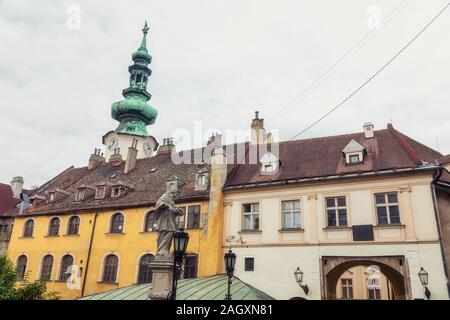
[{"x1": 153, "y1": 189, "x2": 184, "y2": 258}]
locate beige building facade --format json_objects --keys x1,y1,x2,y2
[{"x1": 223, "y1": 174, "x2": 448, "y2": 299}]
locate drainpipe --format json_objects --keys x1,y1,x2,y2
[
  {"x1": 81, "y1": 211, "x2": 98, "y2": 297},
  {"x1": 430, "y1": 167, "x2": 450, "y2": 298}
]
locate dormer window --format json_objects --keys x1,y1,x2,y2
[
  {"x1": 197, "y1": 175, "x2": 206, "y2": 187},
  {"x1": 194, "y1": 168, "x2": 209, "y2": 190},
  {"x1": 111, "y1": 186, "x2": 121, "y2": 198},
  {"x1": 342, "y1": 139, "x2": 365, "y2": 165},
  {"x1": 260, "y1": 151, "x2": 279, "y2": 176},
  {"x1": 95, "y1": 186, "x2": 106, "y2": 199},
  {"x1": 75, "y1": 188, "x2": 85, "y2": 201},
  {"x1": 49, "y1": 193, "x2": 55, "y2": 203}
]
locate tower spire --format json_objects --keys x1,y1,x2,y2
[
  {"x1": 139, "y1": 21, "x2": 149, "y2": 52},
  {"x1": 110, "y1": 22, "x2": 157, "y2": 137}
]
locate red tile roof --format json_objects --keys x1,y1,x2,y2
[
  {"x1": 0, "y1": 183, "x2": 33, "y2": 216},
  {"x1": 9, "y1": 123, "x2": 445, "y2": 216},
  {"x1": 225, "y1": 124, "x2": 442, "y2": 188},
  {"x1": 19, "y1": 152, "x2": 209, "y2": 216}
]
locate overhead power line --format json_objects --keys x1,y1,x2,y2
[
  {"x1": 268, "y1": 0, "x2": 409, "y2": 122},
  {"x1": 289, "y1": 2, "x2": 449, "y2": 141}
]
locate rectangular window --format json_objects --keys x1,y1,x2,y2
[
  {"x1": 95, "y1": 187, "x2": 106, "y2": 199},
  {"x1": 242, "y1": 203, "x2": 259, "y2": 231},
  {"x1": 341, "y1": 279, "x2": 353, "y2": 299},
  {"x1": 375, "y1": 192, "x2": 400, "y2": 225},
  {"x1": 111, "y1": 187, "x2": 121, "y2": 198},
  {"x1": 326, "y1": 196, "x2": 348, "y2": 227},
  {"x1": 281, "y1": 200, "x2": 301, "y2": 229},
  {"x1": 368, "y1": 288, "x2": 381, "y2": 300},
  {"x1": 184, "y1": 256, "x2": 198, "y2": 279},
  {"x1": 175, "y1": 206, "x2": 186, "y2": 229},
  {"x1": 75, "y1": 189, "x2": 85, "y2": 201},
  {"x1": 349, "y1": 154, "x2": 360, "y2": 163},
  {"x1": 244, "y1": 257, "x2": 254, "y2": 271},
  {"x1": 187, "y1": 205, "x2": 200, "y2": 229},
  {"x1": 0, "y1": 224, "x2": 12, "y2": 241}
]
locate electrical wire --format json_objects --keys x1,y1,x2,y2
[{"x1": 289, "y1": 2, "x2": 449, "y2": 141}]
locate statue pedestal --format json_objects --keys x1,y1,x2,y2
[{"x1": 148, "y1": 256, "x2": 174, "y2": 300}]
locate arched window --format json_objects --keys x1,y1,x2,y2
[
  {"x1": 102, "y1": 254, "x2": 119, "y2": 283},
  {"x1": 59, "y1": 255, "x2": 74, "y2": 281},
  {"x1": 110, "y1": 213, "x2": 124, "y2": 233},
  {"x1": 40, "y1": 255, "x2": 54, "y2": 280},
  {"x1": 144, "y1": 211, "x2": 157, "y2": 232},
  {"x1": 23, "y1": 219, "x2": 34, "y2": 237},
  {"x1": 48, "y1": 217, "x2": 60, "y2": 236},
  {"x1": 137, "y1": 254, "x2": 155, "y2": 284},
  {"x1": 67, "y1": 216, "x2": 80, "y2": 235},
  {"x1": 16, "y1": 255, "x2": 27, "y2": 280}
]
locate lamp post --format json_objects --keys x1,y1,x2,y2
[
  {"x1": 294, "y1": 267, "x2": 309, "y2": 295},
  {"x1": 224, "y1": 249, "x2": 236, "y2": 300},
  {"x1": 418, "y1": 267, "x2": 431, "y2": 300},
  {"x1": 169, "y1": 228, "x2": 189, "y2": 300}
]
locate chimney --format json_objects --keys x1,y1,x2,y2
[
  {"x1": 204, "y1": 141, "x2": 227, "y2": 274},
  {"x1": 157, "y1": 137, "x2": 175, "y2": 155},
  {"x1": 251, "y1": 111, "x2": 266, "y2": 145},
  {"x1": 125, "y1": 138, "x2": 138, "y2": 174},
  {"x1": 363, "y1": 122, "x2": 375, "y2": 139},
  {"x1": 109, "y1": 147, "x2": 123, "y2": 163},
  {"x1": 10, "y1": 176, "x2": 24, "y2": 199},
  {"x1": 88, "y1": 148, "x2": 106, "y2": 170}
]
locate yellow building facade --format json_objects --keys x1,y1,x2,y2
[{"x1": 7, "y1": 198, "x2": 227, "y2": 299}]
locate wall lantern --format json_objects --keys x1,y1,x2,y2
[
  {"x1": 418, "y1": 267, "x2": 431, "y2": 300},
  {"x1": 294, "y1": 267, "x2": 309, "y2": 295}
]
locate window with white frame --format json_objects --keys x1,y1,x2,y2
[
  {"x1": 349, "y1": 154, "x2": 360, "y2": 164},
  {"x1": 326, "y1": 196, "x2": 348, "y2": 227},
  {"x1": 75, "y1": 188, "x2": 85, "y2": 201},
  {"x1": 341, "y1": 279, "x2": 353, "y2": 299},
  {"x1": 95, "y1": 187, "x2": 106, "y2": 199},
  {"x1": 111, "y1": 186, "x2": 121, "y2": 198},
  {"x1": 242, "y1": 203, "x2": 259, "y2": 231},
  {"x1": 375, "y1": 193, "x2": 400, "y2": 225},
  {"x1": 195, "y1": 173, "x2": 208, "y2": 190},
  {"x1": 281, "y1": 200, "x2": 301, "y2": 229}
]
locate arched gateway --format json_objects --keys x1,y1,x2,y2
[{"x1": 321, "y1": 256, "x2": 411, "y2": 300}]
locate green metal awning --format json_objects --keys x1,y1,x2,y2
[{"x1": 79, "y1": 275, "x2": 274, "y2": 300}]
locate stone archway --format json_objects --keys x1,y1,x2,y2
[{"x1": 321, "y1": 256, "x2": 411, "y2": 300}]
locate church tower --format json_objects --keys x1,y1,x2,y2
[{"x1": 103, "y1": 22, "x2": 159, "y2": 161}]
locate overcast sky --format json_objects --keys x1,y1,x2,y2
[{"x1": 0, "y1": 0, "x2": 449, "y2": 188}]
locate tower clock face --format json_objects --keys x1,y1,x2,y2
[
  {"x1": 107, "y1": 138, "x2": 119, "y2": 151},
  {"x1": 143, "y1": 143, "x2": 153, "y2": 156}
]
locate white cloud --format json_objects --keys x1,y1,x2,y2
[{"x1": 0, "y1": 0, "x2": 449, "y2": 187}]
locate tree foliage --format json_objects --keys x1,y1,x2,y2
[{"x1": 0, "y1": 255, "x2": 60, "y2": 300}]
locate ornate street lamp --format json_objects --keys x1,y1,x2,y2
[
  {"x1": 418, "y1": 267, "x2": 431, "y2": 300},
  {"x1": 294, "y1": 267, "x2": 309, "y2": 295},
  {"x1": 224, "y1": 249, "x2": 236, "y2": 300},
  {"x1": 169, "y1": 228, "x2": 189, "y2": 300}
]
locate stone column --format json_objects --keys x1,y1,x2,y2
[{"x1": 148, "y1": 257, "x2": 174, "y2": 300}]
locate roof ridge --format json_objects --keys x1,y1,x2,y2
[{"x1": 387, "y1": 123, "x2": 421, "y2": 165}]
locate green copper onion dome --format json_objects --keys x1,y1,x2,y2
[{"x1": 111, "y1": 21, "x2": 157, "y2": 137}]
